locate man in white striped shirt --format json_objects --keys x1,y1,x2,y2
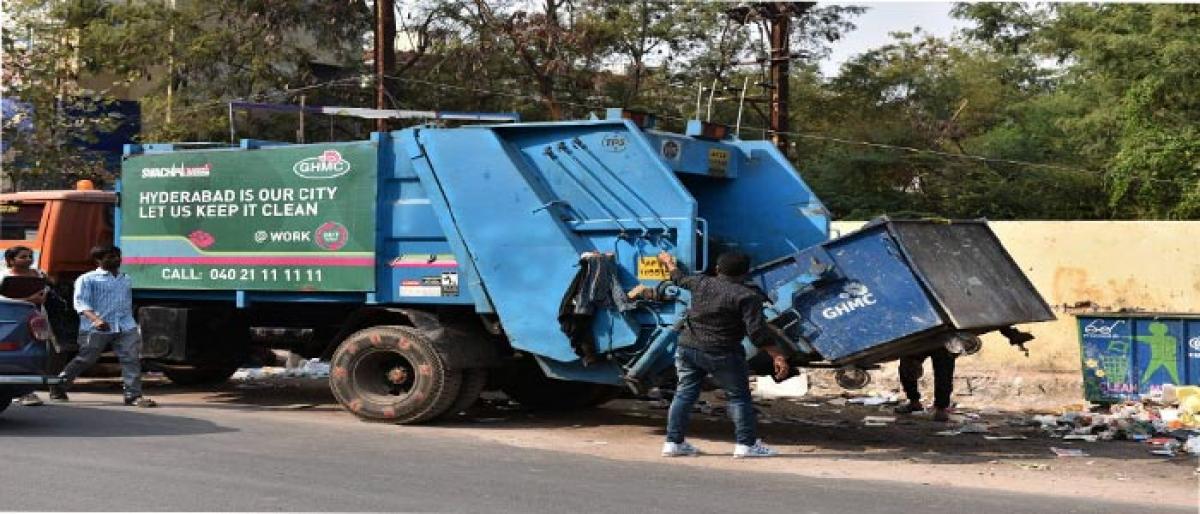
[{"x1": 54, "y1": 245, "x2": 156, "y2": 407}]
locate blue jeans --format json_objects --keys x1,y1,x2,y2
[
  {"x1": 666, "y1": 345, "x2": 757, "y2": 446},
  {"x1": 60, "y1": 329, "x2": 143, "y2": 398}
]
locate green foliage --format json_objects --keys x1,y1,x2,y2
[
  {"x1": 3, "y1": 1, "x2": 1196, "y2": 220},
  {"x1": 2, "y1": 0, "x2": 125, "y2": 189}
]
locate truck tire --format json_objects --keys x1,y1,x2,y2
[
  {"x1": 439, "y1": 368, "x2": 489, "y2": 419},
  {"x1": 0, "y1": 395, "x2": 11, "y2": 414},
  {"x1": 329, "y1": 326, "x2": 463, "y2": 424}
]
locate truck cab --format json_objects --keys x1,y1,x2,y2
[{"x1": 0, "y1": 186, "x2": 116, "y2": 281}]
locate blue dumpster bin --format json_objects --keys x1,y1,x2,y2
[
  {"x1": 1078, "y1": 313, "x2": 1200, "y2": 403},
  {"x1": 753, "y1": 218, "x2": 1056, "y2": 368}
]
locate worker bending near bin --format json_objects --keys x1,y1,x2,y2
[
  {"x1": 658, "y1": 251, "x2": 790, "y2": 458},
  {"x1": 895, "y1": 327, "x2": 1034, "y2": 422},
  {"x1": 894, "y1": 348, "x2": 956, "y2": 422}
]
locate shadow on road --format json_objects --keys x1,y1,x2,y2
[
  {"x1": 0, "y1": 402, "x2": 237, "y2": 439},
  {"x1": 57, "y1": 378, "x2": 343, "y2": 413}
]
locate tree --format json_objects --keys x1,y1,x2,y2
[{"x1": 2, "y1": 0, "x2": 126, "y2": 190}]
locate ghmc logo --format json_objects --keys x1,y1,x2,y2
[
  {"x1": 1189, "y1": 336, "x2": 1200, "y2": 352},
  {"x1": 294, "y1": 149, "x2": 351, "y2": 179},
  {"x1": 821, "y1": 283, "x2": 878, "y2": 320}
]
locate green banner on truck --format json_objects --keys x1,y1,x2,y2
[{"x1": 120, "y1": 142, "x2": 378, "y2": 291}]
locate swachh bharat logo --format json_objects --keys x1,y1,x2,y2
[{"x1": 294, "y1": 149, "x2": 351, "y2": 179}]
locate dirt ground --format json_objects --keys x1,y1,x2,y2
[{"x1": 48, "y1": 371, "x2": 1200, "y2": 508}]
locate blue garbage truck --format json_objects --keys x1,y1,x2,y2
[{"x1": 27, "y1": 108, "x2": 1052, "y2": 423}]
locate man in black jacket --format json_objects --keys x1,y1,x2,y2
[{"x1": 658, "y1": 251, "x2": 790, "y2": 458}]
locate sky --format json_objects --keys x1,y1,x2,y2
[{"x1": 819, "y1": 2, "x2": 964, "y2": 76}]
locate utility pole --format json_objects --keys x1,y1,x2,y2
[
  {"x1": 727, "y1": 2, "x2": 811, "y2": 157},
  {"x1": 374, "y1": 0, "x2": 396, "y2": 133},
  {"x1": 166, "y1": 0, "x2": 176, "y2": 128},
  {"x1": 766, "y1": 3, "x2": 789, "y2": 155}
]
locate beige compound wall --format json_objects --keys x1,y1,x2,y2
[{"x1": 831, "y1": 221, "x2": 1200, "y2": 372}]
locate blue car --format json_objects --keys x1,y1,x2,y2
[{"x1": 0, "y1": 297, "x2": 59, "y2": 415}]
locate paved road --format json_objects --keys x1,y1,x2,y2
[{"x1": 0, "y1": 395, "x2": 1189, "y2": 513}]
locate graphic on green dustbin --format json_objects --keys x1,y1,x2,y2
[
  {"x1": 1100, "y1": 340, "x2": 1130, "y2": 383},
  {"x1": 1137, "y1": 322, "x2": 1179, "y2": 386}
]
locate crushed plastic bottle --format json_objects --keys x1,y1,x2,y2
[{"x1": 1185, "y1": 435, "x2": 1200, "y2": 456}]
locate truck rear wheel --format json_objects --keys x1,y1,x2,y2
[
  {"x1": 440, "y1": 368, "x2": 489, "y2": 419},
  {"x1": 329, "y1": 326, "x2": 462, "y2": 424}
]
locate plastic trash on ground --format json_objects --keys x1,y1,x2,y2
[{"x1": 752, "y1": 373, "x2": 810, "y2": 400}]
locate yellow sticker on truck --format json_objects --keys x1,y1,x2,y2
[
  {"x1": 707, "y1": 148, "x2": 729, "y2": 176},
  {"x1": 637, "y1": 256, "x2": 670, "y2": 280}
]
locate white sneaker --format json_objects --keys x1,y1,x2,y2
[
  {"x1": 733, "y1": 439, "x2": 778, "y2": 458},
  {"x1": 662, "y1": 441, "x2": 701, "y2": 457}
]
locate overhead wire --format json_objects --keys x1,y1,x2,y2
[{"x1": 385, "y1": 74, "x2": 1102, "y2": 176}]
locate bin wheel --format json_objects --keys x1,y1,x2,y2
[
  {"x1": 835, "y1": 367, "x2": 871, "y2": 390},
  {"x1": 945, "y1": 333, "x2": 983, "y2": 356},
  {"x1": 329, "y1": 325, "x2": 463, "y2": 424}
]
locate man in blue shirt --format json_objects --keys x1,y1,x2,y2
[{"x1": 53, "y1": 245, "x2": 156, "y2": 407}]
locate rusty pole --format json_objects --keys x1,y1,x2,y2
[
  {"x1": 375, "y1": 0, "x2": 396, "y2": 133},
  {"x1": 768, "y1": 3, "x2": 790, "y2": 156}
]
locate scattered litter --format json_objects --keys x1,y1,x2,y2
[
  {"x1": 1017, "y1": 463, "x2": 1050, "y2": 471},
  {"x1": 800, "y1": 403, "x2": 822, "y2": 408},
  {"x1": 1050, "y1": 447, "x2": 1088, "y2": 458},
  {"x1": 784, "y1": 417, "x2": 843, "y2": 428},
  {"x1": 232, "y1": 359, "x2": 330, "y2": 382},
  {"x1": 827, "y1": 398, "x2": 848, "y2": 406},
  {"x1": 588, "y1": 440, "x2": 609, "y2": 445},
  {"x1": 958, "y1": 423, "x2": 989, "y2": 434},
  {"x1": 863, "y1": 416, "x2": 896, "y2": 425},
  {"x1": 847, "y1": 393, "x2": 899, "y2": 406},
  {"x1": 935, "y1": 430, "x2": 961, "y2": 437},
  {"x1": 1063, "y1": 434, "x2": 1099, "y2": 442},
  {"x1": 473, "y1": 417, "x2": 508, "y2": 423},
  {"x1": 283, "y1": 403, "x2": 317, "y2": 410},
  {"x1": 983, "y1": 435, "x2": 1027, "y2": 441},
  {"x1": 1150, "y1": 449, "x2": 1176, "y2": 457}
]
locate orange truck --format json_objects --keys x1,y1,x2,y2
[{"x1": 0, "y1": 185, "x2": 116, "y2": 280}]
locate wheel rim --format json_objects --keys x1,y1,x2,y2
[
  {"x1": 835, "y1": 367, "x2": 871, "y2": 389},
  {"x1": 351, "y1": 348, "x2": 417, "y2": 401}
]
